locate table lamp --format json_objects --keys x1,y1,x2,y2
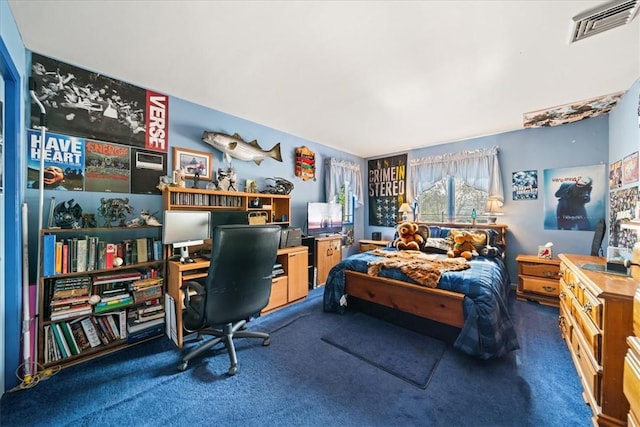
[
  {"x1": 399, "y1": 203, "x2": 412, "y2": 222},
  {"x1": 485, "y1": 198, "x2": 504, "y2": 224}
]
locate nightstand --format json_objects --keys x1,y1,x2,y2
[
  {"x1": 358, "y1": 239, "x2": 390, "y2": 252},
  {"x1": 515, "y1": 254, "x2": 561, "y2": 307}
]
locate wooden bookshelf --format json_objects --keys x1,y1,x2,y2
[{"x1": 37, "y1": 226, "x2": 165, "y2": 370}]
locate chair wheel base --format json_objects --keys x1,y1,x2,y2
[
  {"x1": 263, "y1": 337, "x2": 270, "y2": 346},
  {"x1": 227, "y1": 365, "x2": 238, "y2": 376},
  {"x1": 177, "y1": 361, "x2": 188, "y2": 371}
]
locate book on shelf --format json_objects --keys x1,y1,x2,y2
[
  {"x1": 61, "y1": 241, "x2": 69, "y2": 274},
  {"x1": 51, "y1": 323, "x2": 70, "y2": 359},
  {"x1": 105, "y1": 243, "x2": 116, "y2": 269},
  {"x1": 136, "y1": 237, "x2": 148, "y2": 263},
  {"x1": 92, "y1": 271, "x2": 142, "y2": 285},
  {"x1": 76, "y1": 238, "x2": 88, "y2": 272},
  {"x1": 69, "y1": 318, "x2": 92, "y2": 351},
  {"x1": 94, "y1": 296, "x2": 133, "y2": 313},
  {"x1": 42, "y1": 234, "x2": 56, "y2": 277},
  {"x1": 127, "y1": 316, "x2": 164, "y2": 335},
  {"x1": 55, "y1": 241, "x2": 63, "y2": 274},
  {"x1": 90, "y1": 317, "x2": 110, "y2": 345},
  {"x1": 132, "y1": 285, "x2": 162, "y2": 303},
  {"x1": 131, "y1": 277, "x2": 163, "y2": 290},
  {"x1": 50, "y1": 305, "x2": 93, "y2": 322},
  {"x1": 95, "y1": 316, "x2": 117, "y2": 342},
  {"x1": 79, "y1": 317, "x2": 102, "y2": 348},
  {"x1": 59, "y1": 321, "x2": 80, "y2": 356}
]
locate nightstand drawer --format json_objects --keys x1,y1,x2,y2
[
  {"x1": 520, "y1": 276, "x2": 559, "y2": 296},
  {"x1": 520, "y1": 262, "x2": 560, "y2": 279}
]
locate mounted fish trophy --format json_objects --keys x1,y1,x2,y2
[{"x1": 201, "y1": 131, "x2": 282, "y2": 165}]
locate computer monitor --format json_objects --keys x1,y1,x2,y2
[{"x1": 162, "y1": 210, "x2": 211, "y2": 263}]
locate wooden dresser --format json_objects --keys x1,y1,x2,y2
[
  {"x1": 558, "y1": 253, "x2": 637, "y2": 426},
  {"x1": 624, "y1": 289, "x2": 640, "y2": 426},
  {"x1": 515, "y1": 254, "x2": 561, "y2": 307}
]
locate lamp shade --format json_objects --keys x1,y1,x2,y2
[
  {"x1": 398, "y1": 203, "x2": 412, "y2": 213},
  {"x1": 398, "y1": 203, "x2": 412, "y2": 222},
  {"x1": 485, "y1": 199, "x2": 503, "y2": 224},
  {"x1": 485, "y1": 199, "x2": 504, "y2": 215}
]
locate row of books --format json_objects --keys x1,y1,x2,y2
[
  {"x1": 46, "y1": 270, "x2": 162, "y2": 321},
  {"x1": 42, "y1": 234, "x2": 163, "y2": 277},
  {"x1": 169, "y1": 192, "x2": 244, "y2": 207},
  {"x1": 44, "y1": 302, "x2": 166, "y2": 364},
  {"x1": 43, "y1": 313, "x2": 126, "y2": 364}
]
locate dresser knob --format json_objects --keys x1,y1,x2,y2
[
  {"x1": 543, "y1": 286, "x2": 556, "y2": 293},
  {"x1": 583, "y1": 302, "x2": 592, "y2": 314},
  {"x1": 559, "y1": 291, "x2": 565, "y2": 298}
]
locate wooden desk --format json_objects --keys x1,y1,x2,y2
[{"x1": 166, "y1": 245, "x2": 308, "y2": 347}]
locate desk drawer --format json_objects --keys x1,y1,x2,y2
[{"x1": 263, "y1": 276, "x2": 288, "y2": 312}]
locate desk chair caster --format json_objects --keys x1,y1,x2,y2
[{"x1": 177, "y1": 361, "x2": 188, "y2": 372}]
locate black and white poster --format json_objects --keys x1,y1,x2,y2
[
  {"x1": 30, "y1": 53, "x2": 168, "y2": 152},
  {"x1": 368, "y1": 153, "x2": 408, "y2": 227}
]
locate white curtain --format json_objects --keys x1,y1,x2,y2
[
  {"x1": 325, "y1": 158, "x2": 364, "y2": 206},
  {"x1": 409, "y1": 146, "x2": 504, "y2": 203}
]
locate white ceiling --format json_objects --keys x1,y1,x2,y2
[{"x1": 7, "y1": 1, "x2": 640, "y2": 158}]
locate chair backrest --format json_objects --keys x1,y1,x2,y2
[{"x1": 203, "y1": 224, "x2": 281, "y2": 325}]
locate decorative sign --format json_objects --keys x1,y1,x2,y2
[
  {"x1": 295, "y1": 146, "x2": 315, "y2": 181},
  {"x1": 368, "y1": 153, "x2": 408, "y2": 227},
  {"x1": 623, "y1": 151, "x2": 639, "y2": 185},
  {"x1": 542, "y1": 164, "x2": 605, "y2": 231},
  {"x1": 512, "y1": 170, "x2": 538, "y2": 200}
]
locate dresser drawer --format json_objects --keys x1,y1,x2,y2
[
  {"x1": 571, "y1": 297, "x2": 602, "y2": 363},
  {"x1": 520, "y1": 276, "x2": 559, "y2": 297},
  {"x1": 581, "y1": 288, "x2": 603, "y2": 330},
  {"x1": 571, "y1": 327, "x2": 601, "y2": 405},
  {"x1": 625, "y1": 337, "x2": 640, "y2": 420},
  {"x1": 520, "y1": 261, "x2": 560, "y2": 279}
]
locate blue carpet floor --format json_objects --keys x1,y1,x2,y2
[{"x1": 1, "y1": 287, "x2": 592, "y2": 426}]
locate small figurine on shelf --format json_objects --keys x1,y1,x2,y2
[
  {"x1": 140, "y1": 210, "x2": 162, "y2": 226},
  {"x1": 98, "y1": 197, "x2": 134, "y2": 227},
  {"x1": 53, "y1": 199, "x2": 83, "y2": 229},
  {"x1": 192, "y1": 171, "x2": 200, "y2": 189},
  {"x1": 81, "y1": 213, "x2": 97, "y2": 228},
  {"x1": 173, "y1": 168, "x2": 186, "y2": 188}
]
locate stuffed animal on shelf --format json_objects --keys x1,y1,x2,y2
[
  {"x1": 393, "y1": 222, "x2": 424, "y2": 251},
  {"x1": 447, "y1": 231, "x2": 476, "y2": 260}
]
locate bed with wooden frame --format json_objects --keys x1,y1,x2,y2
[{"x1": 323, "y1": 222, "x2": 519, "y2": 359}]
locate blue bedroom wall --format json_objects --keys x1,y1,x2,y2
[{"x1": 365, "y1": 114, "x2": 611, "y2": 280}]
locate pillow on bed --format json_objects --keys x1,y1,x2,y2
[{"x1": 421, "y1": 237, "x2": 453, "y2": 254}]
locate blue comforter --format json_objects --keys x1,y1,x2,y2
[{"x1": 323, "y1": 249, "x2": 520, "y2": 359}]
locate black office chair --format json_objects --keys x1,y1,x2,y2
[{"x1": 177, "y1": 224, "x2": 281, "y2": 375}]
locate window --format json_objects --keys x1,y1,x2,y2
[{"x1": 417, "y1": 176, "x2": 489, "y2": 223}]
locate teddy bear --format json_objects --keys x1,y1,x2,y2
[
  {"x1": 447, "y1": 231, "x2": 476, "y2": 260},
  {"x1": 393, "y1": 222, "x2": 424, "y2": 251}
]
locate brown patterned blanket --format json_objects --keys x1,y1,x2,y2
[{"x1": 367, "y1": 249, "x2": 470, "y2": 288}]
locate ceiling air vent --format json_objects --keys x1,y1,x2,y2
[{"x1": 570, "y1": 0, "x2": 640, "y2": 42}]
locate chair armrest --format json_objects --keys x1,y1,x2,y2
[{"x1": 181, "y1": 280, "x2": 206, "y2": 331}]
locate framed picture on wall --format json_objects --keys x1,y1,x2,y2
[{"x1": 172, "y1": 147, "x2": 213, "y2": 181}]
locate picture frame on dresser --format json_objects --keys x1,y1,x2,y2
[{"x1": 172, "y1": 147, "x2": 213, "y2": 181}]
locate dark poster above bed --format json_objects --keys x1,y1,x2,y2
[{"x1": 368, "y1": 153, "x2": 407, "y2": 227}]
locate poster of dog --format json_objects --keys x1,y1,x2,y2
[{"x1": 543, "y1": 164, "x2": 605, "y2": 231}]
